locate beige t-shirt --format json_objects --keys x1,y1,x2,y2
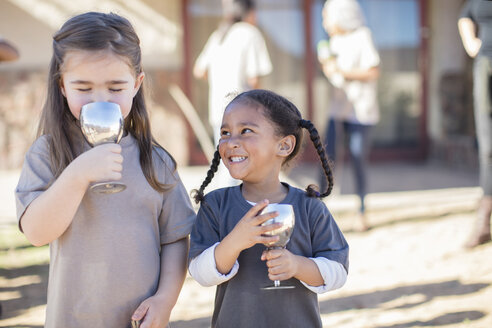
[{"x1": 15, "y1": 132, "x2": 196, "y2": 328}]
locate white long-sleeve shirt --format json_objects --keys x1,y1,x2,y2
[{"x1": 189, "y1": 242, "x2": 347, "y2": 293}]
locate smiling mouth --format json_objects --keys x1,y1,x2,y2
[{"x1": 229, "y1": 156, "x2": 247, "y2": 163}]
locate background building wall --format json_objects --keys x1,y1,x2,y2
[
  {"x1": 428, "y1": 0, "x2": 477, "y2": 166},
  {"x1": 0, "y1": 0, "x2": 480, "y2": 169},
  {"x1": 0, "y1": 0, "x2": 191, "y2": 169},
  {"x1": 428, "y1": 0, "x2": 467, "y2": 140}
]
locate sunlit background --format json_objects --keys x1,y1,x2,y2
[
  {"x1": 0, "y1": 0, "x2": 477, "y2": 168},
  {"x1": 1, "y1": 1, "x2": 490, "y2": 327}
]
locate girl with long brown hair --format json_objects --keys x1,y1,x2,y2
[{"x1": 15, "y1": 12, "x2": 195, "y2": 327}]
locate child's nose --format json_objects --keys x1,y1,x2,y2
[
  {"x1": 92, "y1": 91, "x2": 110, "y2": 103},
  {"x1": 226, "y1": 135, "x2": 240, "y2": 148}
]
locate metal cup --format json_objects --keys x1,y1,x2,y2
[
  {"x1": 80, "y1": 102, "x2": 126, "y2": 194},
  {"x1": 261, "y1": 204, "x2": 295, "y2": 248},
  {"x1": 260, "y1": 203, "x2": 296, "y2": 290}
]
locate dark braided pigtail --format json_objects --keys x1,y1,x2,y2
[
  {"x1": 191, "y1": 148, "x2": 222, "y2": 204},
  {"x1": 299, "y1": 119, "x2": 334, "y2": 198}
]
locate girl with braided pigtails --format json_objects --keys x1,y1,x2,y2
[{"x1": 188, "y1": 89, "x2": 349, "y2": 328}]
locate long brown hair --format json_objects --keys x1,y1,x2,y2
[{"x1": 37, "y1": 12, "x2": 173, "y2": 192}]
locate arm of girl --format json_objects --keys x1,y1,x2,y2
[
  {"x1": 131, "y1": 237, "x2": 189, "y2": 328},
  {"x1": 214, "y1": 200, "x2": 281, "y2": 275},
  {"x1": 20, "y1": 144, "x2": 122, "y2": 246}
]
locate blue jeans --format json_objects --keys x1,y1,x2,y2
[
  {"x1": 324, "y1": 119, "x2": 372, "y2": 213},
  {"x1": 473, "y1": 56, "x2": 492, "y2": 196}
]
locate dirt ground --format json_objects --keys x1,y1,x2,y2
[
  {"x1": 170, "y1": 211, "x2": 492, "y2": 328},
  {"x1": 2, "y1": 207, "x2": 491, "y2": 327},
  {"x1": 1, "y1": 167, "x2": 491, "y2": 328}
]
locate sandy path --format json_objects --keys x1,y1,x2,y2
[
  {"x1": 168, "y1": 211, "x2": 492, "y2": 328},
  {"x1": 1, "y1": 166, "x2": 490, "y2": 328}
]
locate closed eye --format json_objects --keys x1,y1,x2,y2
[
  {"x1": 77, "y1": 88, "x2": 91, "y2": 92},
  {"x1": 109, "y1": 88, "x2": 123, "y2": 92}
]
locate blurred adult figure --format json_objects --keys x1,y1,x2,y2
[
  {"x1": 318, "y1": 0, "x2": 380, "y2": 231},
  {"x1": 194, "y1": 0, "x2": 272, "y2": 145},
  {"x1": 458, "y1": 0, "x2": 492, "y2": 248}
]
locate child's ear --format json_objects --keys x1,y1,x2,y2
[
  {"x1": 277, "y1": 135, "x2": 296, "y2": 158},
  {"x1": 133, "y1": 72, "x2": 145, "y2": 97},
  {"x1": 59, "y1": 78, "x2": 66, "y2": 97}
]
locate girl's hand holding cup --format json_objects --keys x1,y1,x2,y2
[
  {"x1": 228, "y1": 200, "x2": 282, "y2": 252},
  {"x1": 261, "y1": 248, "x2": 299, "y2": 282},
  {"x1": 70, "y1": 143, "x2": 123, "y2": 187}
]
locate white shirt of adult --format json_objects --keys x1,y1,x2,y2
[
  {"x1": 194, "y1": 22, "x2": 272, "y2": 142},
  {"x1": 329, "y1": 26, "x2": 380, "y2": 125}
]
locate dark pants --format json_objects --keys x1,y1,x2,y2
[
  {"x1": 323, "y1": 119, "x2": 372, "y2": 213},
  {"x1": 473, "y1": 56, "x2": 492, "y2": 196}
]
